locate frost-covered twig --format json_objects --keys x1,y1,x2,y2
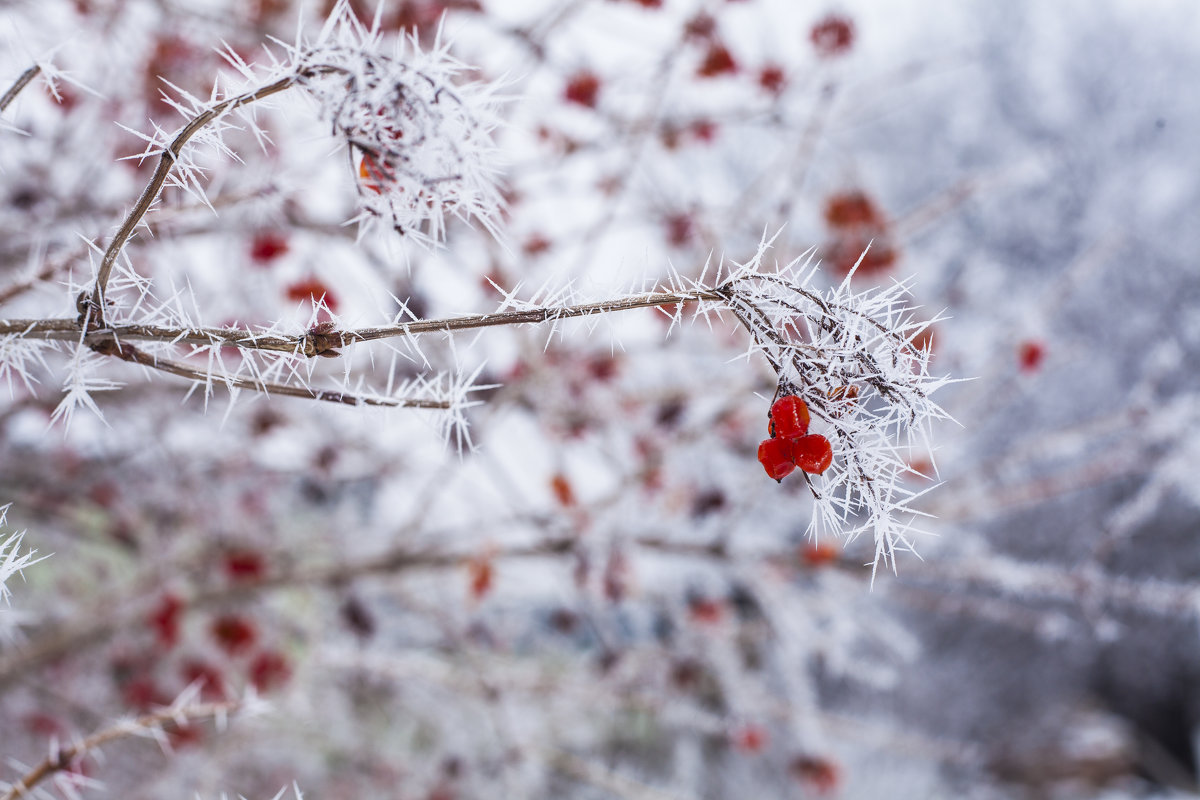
[
  {"x1": 86, "y1": 0, "x2": 503, "y2": 324},
  {"x1": 0, "y1": 697, "x2": 244, "y2": 800}
]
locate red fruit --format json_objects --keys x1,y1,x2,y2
[
  {"x1": 758, "y1": 438, "x2": 796, "y2": 481},
  {"x1": 790, "y1": 755, "x2": 841, "y2": 794},
  {"x1": 564, "y1": 71, "x2": 601, "y2": 108},
  {"x1": 823, "y1": 191, "x2": 882, "y2": 230},
  {"x1": 769, "y1": 395, "x2": 810, "y2": 439},
  {"x1": 223, "y1": 549, "x2": 265, "y2": 582},
  {"x1": 285, "y1": 277, "x2": 339, "y2": 311},
  {"x1": 688, "y1": 598, "x2": 724, "y2": 624},
  {"x1": 758, "y1": 64, "x2": 787, "y2": 94},
  {"x1": 210, "y1": 614, "x2": 257, "y2": 655},
  {"x1": 468, "y1": 555, "x2": 493, "y2": 600},
  {"x1": 697, "y1": 43, "x2": 738, "y2": 78},
  {"x1": 733, "y1": 724, "x2": 769, "y2": 753},
  {"x1": 792, "y1": 434, "x2": 833, "y2": 474},
  {"x1": 810, "y1": 15, "x2": 855, "y2": 58},
  {"x1": 1018, "y1": 340, "x2": 1045, "y2": 372},
  {"x1": 250, "y1": 232, "x2": 289, "y2": 265},
  {"x1": 801, "y1": 541, "x2": 839, "y2": 567},
  {"x1": 249, "y1": 650, "x2": 291, "y2": 692},
  {"x1": 149, "y1": 593, "x2": 184, "y2": 648}
]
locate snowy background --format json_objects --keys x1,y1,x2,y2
[{"x1": 2, "y1": 0, "x2": 1200, "y2": 797}]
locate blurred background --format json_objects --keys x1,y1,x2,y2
[{"x1": 2, "y1": 0, "x2": 1199, "y2": 797}]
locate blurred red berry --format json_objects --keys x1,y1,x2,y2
[
  {"x1": 285, "y1": 278, "x2": 339, "y2": 311},
  {"x1": 249, "y1": 650, "x2": 291, "y2": 692},
  {"x1": 697, "y1": 43, "x2": 738, "y2": 78},
  {"x1": 523, "y1": 233, "x2": 552, "y2": 256},
  {"x1": 689, "y1": 119, "x2": 718, "y2": 143},
  {"x1": 824, "y1": 190, "x2": 883, "y2": 229},
  {"x1": 564, "y1": 71, "x2": 601, "y2": 108},
  {"x1": 758, "y1": 438, "x2": 796, "y2": 481},
  {"x1": 551, "y1": 473, "x2": 576, "y2": 507},
  {"x1": 468, "y1": 555, "x2": 494, "y2": 600},
  {"x1": 149, "y1": 593, "x2": 184, "y2": 648},
  {"x1": 250, "y1": 232, "x2": 289, "y2": 265},
  {"x1": 732, "y1": 723, "x2": 769, "y2": 753},
  {"x1": 223, "y1": 549, "x2": 265, "y2": 582},
  {"x1": 792, "y1": 434, "x2": 833, "y2": 475},
  {"x1": 684, "y1": 12, "x2": 717, "y2": 40},
  {"x1": 689, "y1": 597, "x2": 724, "y2": 624},
  {"x1": 1018, "y1": 340, "x2": 1045, "y2": 372},
  {"x1": 758, "y1": 64, "x2": 787, "y2": 94},
  {"x1": 810, "y1": 14, "x2": 855, "y2": 58},
  {"x1": 802, "y1": 541, "x2": 840, "y2": 567},
  {"x1": 210, "y1": 614, "x2": 257, "y2": 655},
  {"x1": 665, "y1": 213, "x2": 695, "y2": 247},
  {"x1": 180, "y1": 659, "x2": 225, "y2": 700},
  {"x1": 790, "y1": 755, "x2": 841, "y2": 794}
]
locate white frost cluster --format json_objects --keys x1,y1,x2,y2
[
  {"x1": 297, "y1": 0, "x2": 504, "y2": 246},
  {"x1": 0, "y1": 504, "x2": 45, "y2": 606},
  {"x1": 690, "y1": 236, "x2": 954, "y2": 573}
]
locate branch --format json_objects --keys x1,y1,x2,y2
[
  {"x1": 2, "y1": 287, "x2": 722, "y2": 356},
  {"x1": 0, "y1": 699, "x2": 240, "y2": 800},
  {"x1": 90, "y1": 338, "x2": 449, "y2": 409},
  {"x1": 0, "y1": 65, "x2": 39, "y2": 115},
  {"x1": 87, "y1": 74, "x2": 301, "y2": 322}
]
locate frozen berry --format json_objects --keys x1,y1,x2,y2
[
  {"x1": 792, "y1": 434, "x2": 833, "y2": 475},
  {"x1": 758, "y1": 438, "x2": 796, "y2": 481},
  {"x1": 769, "y1": 395, "x2": 810, "y2": 439}
]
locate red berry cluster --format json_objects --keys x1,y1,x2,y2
[{"x1": 757, "y1": 395, "x2": 833, "y2": 482}]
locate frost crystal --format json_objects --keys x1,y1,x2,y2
[
  {"x1": 298, "y1": 1, "x2": 504, "y2": 246},
  {"x1": 712, "y1": 237, "x2": 953, "y2": 573}
]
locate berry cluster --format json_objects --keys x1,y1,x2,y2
[{"x1": 757, "y1": 395, "x2": 833, "y2": 482}]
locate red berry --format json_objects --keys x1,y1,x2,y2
[
  {"x1": 790, "y1": 755, "x2": 841, "y2": 794},
  {"x1": 1018, "y1": 340, "x2": 1045, "y2": 372},
  {"x1": 697, "y1": 43, "x2": 738, "y2": 78},
  {"x1": 792, "y1": 434, "x2": 833, "y2": 475},
  {"x1": 249, "y1": 232, "x2": 289, "y2": 265},
  {"x1": 210, "y1": 614, "x2": 257, "y2": 655},
  {"x1": 810, "y1": 15, "x2": 855, "y2": 58},
  {"x1": 564, "y1": 71, "x2": 601, "y2": 108},
  {"x1": 285, "y1": 277, "x2": 339, "y2": 311},
  {"x1": 823, "y1": 191, "x2": 882, "y2": 230},
  {"x1": 758, "y1": 64, "x2": 787, "y2": 94},
  {"x1": 733, "y1": 724, "x2": 769, "y2": 753},
  {"x1": 249, "y1": 650, "x2": 291, "y2": 692},
  {"x1": 769, "y1": 395, "x2": 810, "y2": 439},
  {"x1": 758, "y1": 438, "x2": 796, "y2": 481}
]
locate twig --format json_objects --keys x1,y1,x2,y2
[
  {"x1": 0, "y1": 699, "x2": 240, "y2": 800},
  {"x1": 87, "y1": 74, "x2": 304, "y2": 321},
  {"x1": 0, "y1": 65, "x2": 40, "y2": 115},
  {"x1": 1, "y1": 287, "x2": 724, "y2": 356},
  {"x1": 91, "y1": 338, "x2": 449, "y2": 409}
]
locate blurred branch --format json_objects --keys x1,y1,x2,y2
[
  {"x1": 0, "y1": 64, "x2": 39, "y2": 115},
  {"x1": 0, "y1": 698, "x2": 240, "y2": 800}
]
